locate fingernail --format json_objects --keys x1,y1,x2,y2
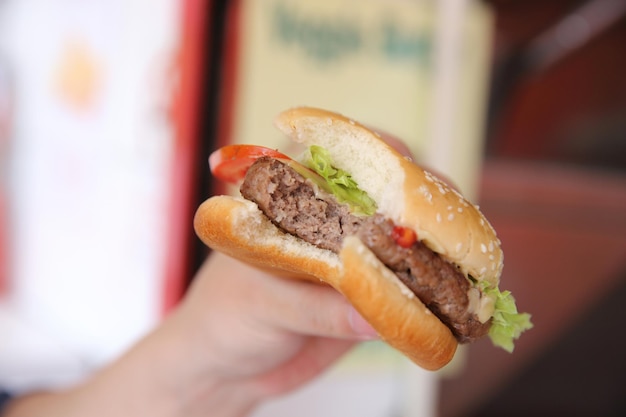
[{"x1": 348, "y1": 307, "x2": 379, "y2": 340}]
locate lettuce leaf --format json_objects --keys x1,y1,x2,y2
[
  {"x1": 306, "y1": 145, "x2": 377, "y2": 216},
  {"x1": 482, "y1": 284, "x2": 533, "y2": 353}
]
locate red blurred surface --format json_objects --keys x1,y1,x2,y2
[
  {"x1": 438, "y1": 1, "x2": 626, "y2": 414},
  {"x1": 438, "y1": 159, "x2": 626, "y2": 416}
]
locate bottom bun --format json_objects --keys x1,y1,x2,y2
[
  {"x1": 194, "y1": 195, "x2": 457, "y2": 370},
  {"x1": 193, "y1": 195, "x2": 342, "y2": 282},
  {"x1": 339, "y1": 236, "x2": 457, "y2": 370}
]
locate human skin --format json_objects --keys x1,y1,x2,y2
[{"x1": 3, "y1": 252, "x2": 379, "y2": 417}]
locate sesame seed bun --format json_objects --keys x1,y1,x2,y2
[{"x1": 275, "y1": 107, "x2": 503, "y2": 289}]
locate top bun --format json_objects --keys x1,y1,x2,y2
[{"x1": 275, "y1": 107, "x2": 503, "y2": 289}]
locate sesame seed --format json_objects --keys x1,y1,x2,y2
[
  {"x1": 436, "y1": 213, "x2": 442, "y2": 223},
  {"x1": 447, "y1": 213, "x2": 455, "y2": 221},
  {"x1": 457, "y1": 207, "x2": 463, "y2": 213},
  {"x1": 488, "y1": 242, "x2": 494, "y2": 252},
  {"x1": 480, "y1": 243, "x2": 487, "y2": 253},
  {"x1": 418, "y1": 185, "x2": 433, "y2": 203},
  {"x1": 456, "y1": 242, "x2": 463, "y2": 253}
]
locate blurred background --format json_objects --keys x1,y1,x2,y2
[{"x1": 0, "y1": 0, "x2": 625, "y2": 416}]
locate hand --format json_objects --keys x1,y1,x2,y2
[
  {"x1": 4, "y1": 252, "x2": 378, "y2": 417},
  {"x1": 166, "y1": 252, "x2": 380, "y2": 414}
]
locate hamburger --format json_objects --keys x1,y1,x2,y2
[{"x1": 194, "y1": 107, "x2": 532, "y2": 370}]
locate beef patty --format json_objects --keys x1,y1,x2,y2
[{"x1": 240, "y1": 157, "x2": 490, "y2": 342}]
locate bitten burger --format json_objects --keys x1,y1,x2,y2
[{"x1": 194, "y1": 107, "x2": 532, "y2": 370}]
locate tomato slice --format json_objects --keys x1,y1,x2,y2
[
  {"x1": 391, "y1": 225, "x2": 417, "y2": 248},
  {"x1": 209, "y1": 145, "x2": 291, "y2": 184}
]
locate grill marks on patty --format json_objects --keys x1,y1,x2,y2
[{"x1": 240, "y1": 157, "x2": 490, "y2": 343}]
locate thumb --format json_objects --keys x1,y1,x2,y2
[{"x1": 347, "y1": 306, "x2": 380, "y2": 340}]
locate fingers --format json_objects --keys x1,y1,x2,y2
[
  {"x1": 254, "y1": 275, "x2": 380, "y2": 341},
  {"x1": 347, "y1": 305, "x2": 381, "y2": 340},
  {"x1": 191, "y1": 253, "x2": 379, "y2": 342}
]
